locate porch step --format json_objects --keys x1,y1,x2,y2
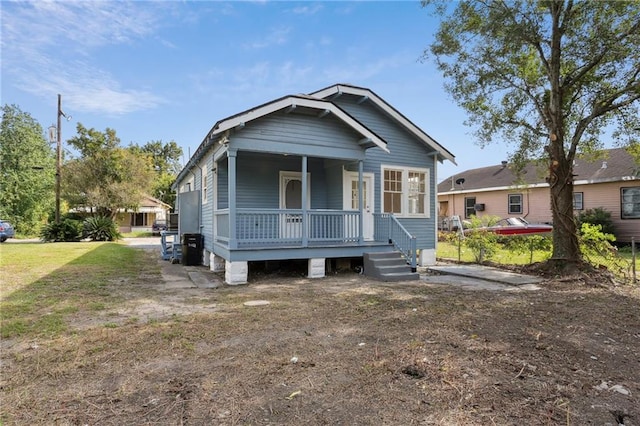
[{"x1": 363, "y1": 252, "x2": 419, "y2": 282}]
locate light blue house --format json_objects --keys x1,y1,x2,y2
[{"x1": 172, "y1": 84, "x2": 455, "y2": 284}]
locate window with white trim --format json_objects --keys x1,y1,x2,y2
[
  {"x1": 508, "y1": 193, "x2": 523, "y2": 214},
  {"x1": 573, "y1": 192, "x2": 583, "y2": 211},
  {"x1": 621, "y1": 187, "x2": 640, "y2": 219},
  {"x1": 408, "y1": 171, "x2": 426, "y2": 214},
  {"x1": 203, "y1": 173, "x2": 208, "y2": 202},
  {"x1": 464, "y1": 197, "x2": 476, "y2": 219},
  {"x1": 382, "y1": 166, "x2": 430, "y2": 217}
]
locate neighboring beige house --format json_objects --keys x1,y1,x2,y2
[
  {"x1": 115, "y1": 195, "x2": 172, "y2": 233},
  {"x1": 437, "y1": 148, "x2": 640, "y2": 242}
]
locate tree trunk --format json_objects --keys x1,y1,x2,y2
[{"x1": 548, "y1": 154, "x2": 580, "y2": 262}]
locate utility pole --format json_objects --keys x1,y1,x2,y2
[
  {"x1": 49, "y1": 94, "x2": 70, "y2": 224},
  {"x1": 55, "y1": 94, "x2": 62, "y2": 224}
]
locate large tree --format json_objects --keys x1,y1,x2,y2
[
  {"x1": 129, "y1": 140, "x2": 183, "y2": 208},
  {"x1": 423, "y1": 0, "x2": 640, "y2": 269},
  {"x1": 64, "y1": 124, "x2": 155, "y2": 218},
  {"x1": 0, "y1": 104, "x2": 55, "y2": 234}
]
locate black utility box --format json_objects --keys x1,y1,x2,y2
[{"x1": 181, "y1": 233, "x2": 203, "y2": 266}]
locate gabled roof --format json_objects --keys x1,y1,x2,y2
[
  {"x1": 142, "y1": 194, "x2": 172, "y2": 209},
  {"x1": 207, "y1": 94, "x2": 388, "y2": 153},
  {"x1": 309, "y1": 83, "x2": 456, "y2": 164},
  {"x1": 438, "y1": 148, "x2": 640, "y2": 194},
  {"x1": 175, "y1": 83, "x2": 455, "y2": 187}
]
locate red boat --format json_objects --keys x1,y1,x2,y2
[{"x1": 465, "y1": 217, "x2": 553, "y2": 236}]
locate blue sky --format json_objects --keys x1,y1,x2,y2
[{"x1": 1, "y1": 0, "x2": 503, "y2": 182}]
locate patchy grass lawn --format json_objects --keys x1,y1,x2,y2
[{"x1": 1, "y1": 243, "x2": 639, "y2": 425}]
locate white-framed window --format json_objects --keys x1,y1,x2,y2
[
  {"x1": 382, "y1": 166, "x2": 430, "y2": 217},
  {"x1": 408, "y1": 171, "x2": 426, "y2": 214},
  {"x1": 203, "y1": 172, "x2": 208, "y2": 202},
  {"x1": 464, "y1": 197, "x2": 476, "y2": 219},
  {"x1": 508, "y1": 193, "x2": 523, "y2": 214},
  {"x1": 621, "y1": 187, "x2": 640, "y2": 219},
  {"x1": 573, "y1": 192, "x2": 583, "y2": 211}
]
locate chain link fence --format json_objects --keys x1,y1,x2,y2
[
  {"x1": 438, "y1": 227, "x2": 638, "y2": 284},
  {"x1": 581, "y1": 236, "x2": 637, "y2": 284}
]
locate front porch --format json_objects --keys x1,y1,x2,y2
[{"x1": 209, "y1": 209, "x2": 417, "y2": 280}]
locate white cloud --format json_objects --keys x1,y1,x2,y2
[
  {"x1": 244, "y1": 26, "x2": 291, "y2": 49},
  {"x1": 1, "y1": 1, "x2": 169, "y2": 115},
  {"x1": 290, "y1": 4, "x2": 324, "y2": 15}
]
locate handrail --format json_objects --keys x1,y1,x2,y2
[{"x1": 376, "y1": 213, "x2": 417, "y2": 271}]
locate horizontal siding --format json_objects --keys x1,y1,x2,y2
[
  {"x1": 200, "y1": 155, "x2": 213, "y2": 251},
  {"x1": 232, "y1": 112, "x2": 365, "y2": 160},
  {"x1": 582, "y1": 181, "x2": 640, "y2": 242},
  {"x1": 235, "y1": 152, "x2": 329, "y2": 209},
  {"x1": 438, "y1": 181, "x2": 640, "y2": 242},
  {"x1": 334, "y1": 96, "x2": 438, "y2": 250}
]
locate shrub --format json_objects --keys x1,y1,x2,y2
[
  {"x1": 83, "y1": 216, "x2": 121, "y2": 241},
  {"x1": 40, "y1": 219, "x2": 83, "y2": 242},
  {"x1": 503, "y1": 235, "x2": 552, "y2": 263},
  {"x1": 577, "y1": 207, "x2": 615, "y2": 237},
  {"x1": 464, "y1": 230, "x2": 499, "y2": 263}
]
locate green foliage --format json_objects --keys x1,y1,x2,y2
[
  {"x1": 576, "y1": 207, "x2": 615, "y2": 237},
  {"x1": 578, "y1": 222, "x2": 633, "y2": 279},
  {"x1": 423, "y1": 0, "x2": 640, "y2": 263},
  {"x1": 0, "y1": 104, "x2": 56, "y2": 235},
  {"x1": 503, "y1": 235, "x2": 552, "y2": 264},
  {"x1": 129, "y1": 140, "x2": 182, "y2": 208},
  {"x1": 467, "y1": 214, "x2": 501, "y2": 228},
  {"x1": 83, "y1": 215, "x2": 121, "y2": 241},
  {"x1": 64, "y1": 124, "x2": 155, "y2": 217},
  {"x1": 464, "y1": 230, "x2": 499, "y2": 263},
  {"x1": 579, "y1": 222, "x2": 616, "y2": 261},
  {"x1": 40, "y1": 218, "x2": 83, "y2": 242}
]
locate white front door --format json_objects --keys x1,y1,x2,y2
[
  {"x1": 344, "y1": 171, "x2": 374, "y2": 241},
  {"x1": 279, "y1": 171, "x2": 310, "y2": 238}
]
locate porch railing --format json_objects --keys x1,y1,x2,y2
[
  {"x1": 214, "y1": 209, "x2": 360, "y2": 247},
  {"x1": 214, "y1": 209, "x2": 417, "y2": 270},
  {"x1": 374, "y1": 213, "x2": 417, "y2": 271}
]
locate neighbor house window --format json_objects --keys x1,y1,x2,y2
[
  {"x1": 573, "y1": 192, "x2": 584, "y2": 211},
  {"x1": 621, "y1": 187, "x2": 640, "y2": 219},
  {"x1": 508, "y1": 193, "x2": 523, "y2": 214},
  {"x1": 382, "y1": 166, "x2": 430, "y2": 217},
  {"x1": 464, "y1": 197, "x2": 476, "y2": 219}
]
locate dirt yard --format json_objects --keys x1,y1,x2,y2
[{"x1": 1, "y1": 247, "x2": 639, "y2": 425}]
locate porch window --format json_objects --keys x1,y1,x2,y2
[
  {"x1": 573, "y1": 192, "x2": 583, "y2": 211},
  {"x1": 621, "y1": 187, "x2": 640, "y2": 219},
  {"x1": 131, "y1": 213, "x2": 149, "y2": 227},
  {"x1": 508, "y1": 193, "x2": 523, "y2": 214},
  {"x1": 464, "y1": 197, "x2": 476, "y2": 219},
  {"x1": 382, "y1": 166, "x2": 430, "y2": 217}
]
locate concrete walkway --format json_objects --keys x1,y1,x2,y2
[
  {"x1": 422, "y1": 263, "x2": 544, "y2": 291},
  {"x1": 427, "y1": 264, "x2": 544, "y2": 285}
]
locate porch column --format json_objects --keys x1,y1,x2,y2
[
  {"x1": 358, "y1": 160, "x2": 364, "y2": 244},
  {"x1": 301, "y1": 155, "x2": 308, "y2": 246},
  {"x1": 228, "y1": 149, "x2": 237, "y2": 250}
]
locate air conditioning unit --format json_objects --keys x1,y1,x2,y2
[{"x1": 474, "y1": 203, "x2": 485, "y2": 211}]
